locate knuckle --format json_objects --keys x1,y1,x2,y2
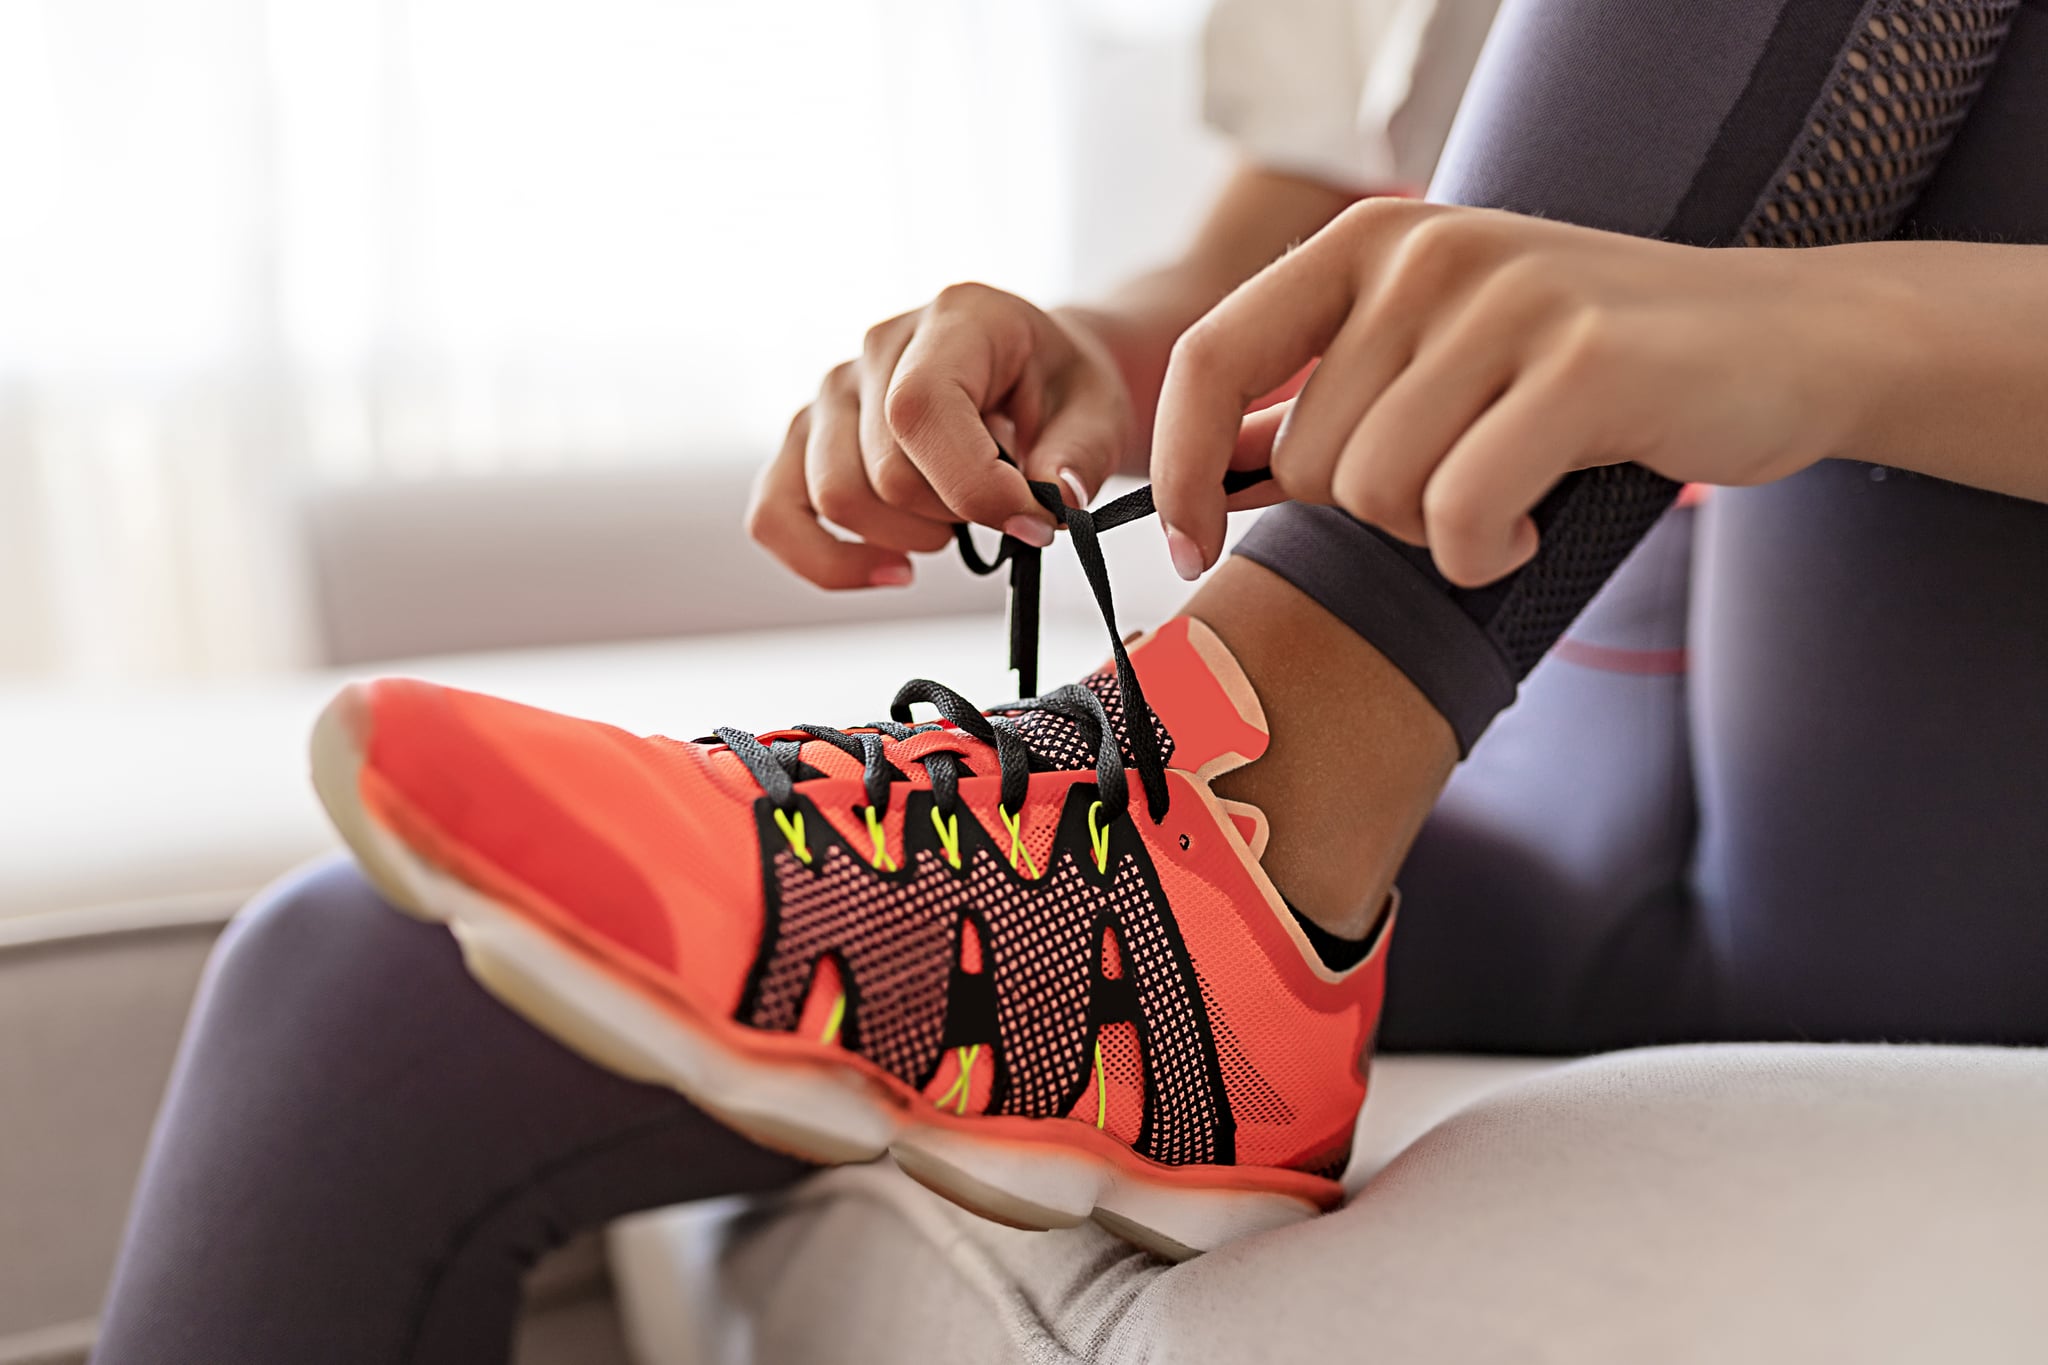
[
  {"x1": 1167, "y1": 322, "x2": 1222, "y2": 380},
  {"x1": 882, "y1": 377, "x2": 935, "y2": 439},
  {"x1": 1333, "y1": 195, "x2": 1418, "y2": 239},
  {"x1": 1269, "y1": 447, "x2": 1333, "y2": 506},
  {"x1": 1486, "y1": 254, "x2": 1552, "y2": 305},
  {"x1": 932, "y1": 280, "x2": 995, "y2": 312},
  {"x1": 810, "y1": 476, "x2": 866, "y2": 529},
  {"x1": 742, "y1": 493, "x2": 780, "y2": 548},
  {"x1": 1343, "y1": 474, "x2": 1404, "y2": 530},
  {"x1": 823, "y1": 360, "x2": 860, "y2": 396},
  {"x1": 1422, "y1": 481, "x2": 1484, "y2": 545},
  {"x1": 1552, "y1": 307, "x2": 1618, "y2": 380},
  {"x1": 1386, "y1": 215, "x2": 1482, "y2": 294},
  {"x1": 869, "y1": 452, "x2": 927, "y2": 506}
]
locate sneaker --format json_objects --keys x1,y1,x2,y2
[{"x1": 310, "y1": 476, "x2": 1391, "y2": 1258}]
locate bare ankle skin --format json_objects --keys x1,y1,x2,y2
[{"x1": 1184, "y1": 558, "x2": 1458, "y2": 939}]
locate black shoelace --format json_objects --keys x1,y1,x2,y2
[{"x1": 717, "y1": 466, "x2": 1271, "y2": 834}]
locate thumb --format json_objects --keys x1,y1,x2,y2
[{"x1": 1020, "y1": 391, "x2": 1127, "y2": 511}]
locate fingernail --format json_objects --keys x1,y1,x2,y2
[
  {"x1": 1002, "y1": 514, "x2": 1055, "y2": 548},
  {"x1": 1164, "y1": 524, "x2": 1205, "y2": 581},
  {"x1": 869, "y1": 563, "x2": 914, "y2": 587},
  {"x1": 1057, "y1": 467, "x2": 1090, "y2": 509}
]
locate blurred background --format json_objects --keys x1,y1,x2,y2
[{"x1": 0, "y1": 0, "x2": 1231, "y2": 683}]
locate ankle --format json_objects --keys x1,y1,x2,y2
[{"x1": 1183, "y1": 559, "x2": 1457, "y2": 939}]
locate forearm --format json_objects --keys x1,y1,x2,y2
[
  {"x1": 1833, "y1": 241, "x2": 2048, "y2": 504},
  {"x1": 1055, "y1": 164, "x2": 1362, "y2": 476}
]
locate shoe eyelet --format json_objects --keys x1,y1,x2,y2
[
  {"x1": 997, "y1": 803, "x2": 1041, "y2": 879},
  {"x1": 930, "y1": 806, "x2": 962, "y2": 870},
  {"x1": 772, "y1": 806, "x2": 813, "y2": 866},
  {"x1": 860, "y1": 804, "x2": 898, "y2": 871},
  {"x1": 1086, "y1": 800, "x2": 1112, "y2": 874}
]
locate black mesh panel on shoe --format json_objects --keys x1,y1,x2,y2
[
  {"x1": 746, "y1": 843, "x2": 967, "y2": 1086},
  {"x1": 736, "y1": 787, "x2": 1233, "y2": 1166},
  {"x1": 1006, "y1": 666, "x2": 1175, "y2": 773}
]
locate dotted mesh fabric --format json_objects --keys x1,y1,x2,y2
[
  {"x1": 1486, "y1": 467, "x2": 1684, "y2": 677},
  {"x1": 1742, "y1": 0, "x2": 2019, "y2": 247},
  {"x1": 1005, "y1": 666, "x2": 1175, "y2": 773},
  {"x1": 974, "y1": 854, "x2": 1107, "y2": 1118},
  {"x1": 743, "y1": 816, "x2": 1228, "y2": 1164},
  {"x1": 747, "y1": 845, "x2": 966, "y2": 1085},
  {"x1": 1483, "y1": 0, "x2": 2015, "y2": 679},
  {"x1": 1096, "y1": 1019, "x2": 1145, "y2": 1143},
  {"x1": 1100, "y1": 1019, "x2": 1144, "y2": 1091},
  {"x1": 1200, "y1": 981, "x2": 1297, "y2": 1128},
  {"x1": 1105, "y1": 854, "x2": 1227, "y2": 1165}
]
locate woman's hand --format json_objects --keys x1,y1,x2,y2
[
  {"x1": 1152, "y1": 199, "x2": 1892, "y2": 586},
  {"x1": 748, "y1": 284, "x2": 1135, "y2": 589}
]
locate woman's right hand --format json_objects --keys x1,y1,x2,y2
[{"x1": 747, "y1": 283, "x2": 1136, "y2": 589}]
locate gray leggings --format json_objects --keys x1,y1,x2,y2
[{"x1": 97, "y1": 1, "x2": 2048, "y2": 1361}]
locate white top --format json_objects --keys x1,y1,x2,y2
[{"x1": 1202, "y1": 0, "x2": 1504, "y2": 192}]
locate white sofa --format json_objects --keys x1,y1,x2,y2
[{"x1": 7, "y1": 464, "x2": 2045, "y2": 1365}]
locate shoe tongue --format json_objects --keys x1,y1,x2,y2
[{"x1": 1007, "y1": 616, "x2": 1269, "y2": 783}]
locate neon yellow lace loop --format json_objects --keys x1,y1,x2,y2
[
  {"x1": 862, "y1": 805, "x2": 897, "y2": 871},
  {"x1": 1086, "y1": 801, "x2": 1111, "y2": 874},
  {"x1": 997, "y1": 804, "x2": 1040, "y2": 879},
  {"x1": 821, "y1": 992, "x2": 846, "y2": 1046},
  {"x1": 935, "y1": 1044, "x2": 981, "y2": 1114},
  {"x1": 773, "y1": 807, "x2": 811, "y2": 864},
  {"x1": 1094, "y1": 1039, "x2": 1107, "y2": 1129},
  {"x1": 931, "y1": 807, "x2": 962, "y2": 869}
]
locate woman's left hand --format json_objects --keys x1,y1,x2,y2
[{"x1": 1150, "y1": 199, "x2": 1893, "y2": 586}]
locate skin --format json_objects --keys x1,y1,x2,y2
[
  {"x1": 746, "y1": 166, "x2": 1358, "y2": 587},
  {"x1": 750, "y1": 165, "x2": 1441, "y2": 936},
  {"x1": 1151, "y1": 200, "x2": 2048, "y2": 586},
  {"x1": 751, "y1": 167, "x2": 2048, "y2": 936}
]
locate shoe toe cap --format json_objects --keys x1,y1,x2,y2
[{"x1": 349, "y1": 678, "x2": 760, "y2": 1011}]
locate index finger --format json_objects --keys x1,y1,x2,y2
[
  {"x1": 883, "y1": 312, "x2": 1048, "y2": 532},
  {"x1": 1151, "y1": 232, "x2": 1364, "y2": 575}
]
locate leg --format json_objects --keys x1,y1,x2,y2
[
  {"x1": 1688, "y1": 1, "x2": 2048, "y2": 1043},
  {"x1": 1695, "y1": 466, "x2": 2048, "y2": 1043},
  {"x1": 1205, "y1": 0, "x2": 2022, "y2": 936},
  {"x1": 95, "y1": 858, "x2": 807, "y2": 1365},
  {"x1": 1381, "y1": 507, "x2": 1710, "y2": 1053}
]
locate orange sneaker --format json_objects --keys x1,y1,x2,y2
[{"x1": 310, "y1": 478, "x2": 1391, "y2": 1258}]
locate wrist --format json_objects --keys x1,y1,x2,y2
[{"x1": 1805, "y1": 244, "x2": 1946, "y2": 466}]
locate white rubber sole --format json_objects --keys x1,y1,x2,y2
[{"x1": 309, "y1": 685, "x2": 1320, "y2": 1259}]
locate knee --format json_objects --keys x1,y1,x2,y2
[{"x1": 200, "y1": 855, "x2": 450, "y2": 1028}]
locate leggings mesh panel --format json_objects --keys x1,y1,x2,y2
[
  {"x1": 1487, "y1": 467, "x2": 1685, "y2": 677},
  {"x1": 1744, "y1": 1, "x2": 2018, "y2": 247},
  {"x1": 1479, "y1": 0, "x2": 2019, "y2": 683}
]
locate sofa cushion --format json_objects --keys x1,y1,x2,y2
[
  {"x1": 611, "y1": 1045, "x2": 2048, "y2": 1365},
  {"x1": 609, "y1": 1054, "x2": 1555, "y2": 1363}
]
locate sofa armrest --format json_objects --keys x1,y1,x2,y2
[
  {"x1": 300, "y1": 458, "x2": 1003, "y2": 667},
  {"x1": 0, "y1": 901, "x2": 236, "y2": 1359}
]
